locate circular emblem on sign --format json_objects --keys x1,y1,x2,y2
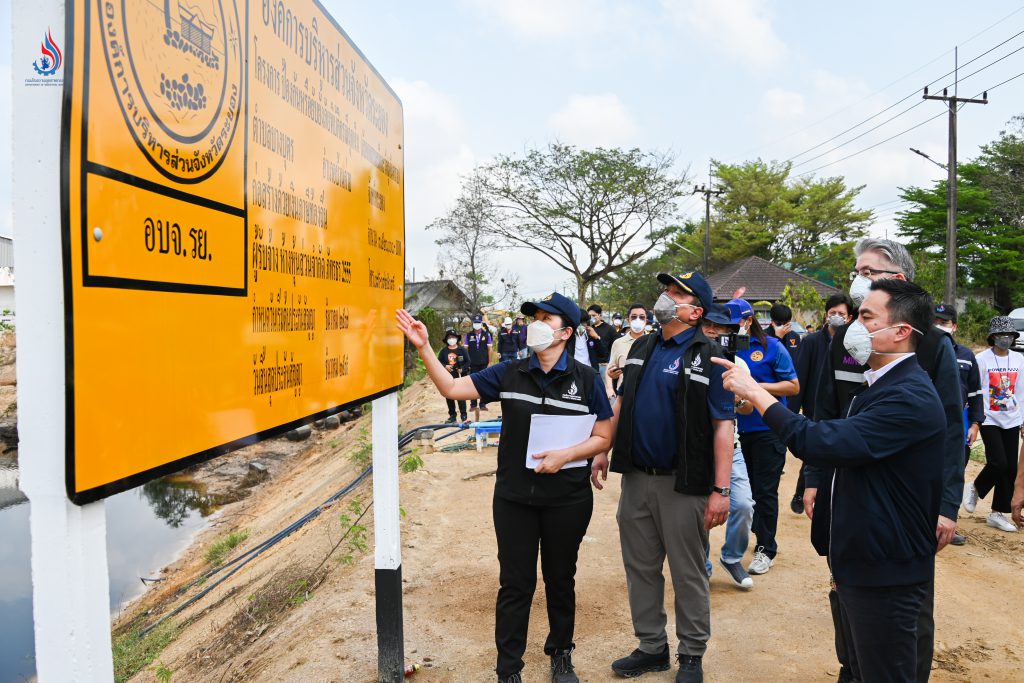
[
  {"x1": 99, "y1": 0, "x2": 242, "y2": 183},
  {"x1": 750, "y1": 350, "x2": 764, "y2": 362}
]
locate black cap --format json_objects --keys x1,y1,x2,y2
[
  {"x1": 934, "y1": 303, "x2": 957, "y2": 323},
  {"x1": 704, "y1": 303, "x2": 737, "y2": 327},
  {"x1": 521, "y1": 292, "x2": 583, "y2": 328}
]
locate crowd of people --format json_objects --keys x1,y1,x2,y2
[{"x1": 396, "y1": 237, "x2": 1024, "y2": 683}]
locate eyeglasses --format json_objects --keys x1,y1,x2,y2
[
  {"x1": 628, "y1": 314, "x2": 647, "y2": 321},
  {"x1": 849, "y1": 267, "x2": 901, "y2": 281}
]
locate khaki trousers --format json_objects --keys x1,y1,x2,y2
[{"x1": 617, "y1": 471, "x2": 710, "y2": 656}]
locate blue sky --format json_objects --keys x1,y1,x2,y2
[{"x1": 4, "y1": 1, "x2": 1024, "y2": 301}]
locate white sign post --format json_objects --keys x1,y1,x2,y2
[
  {"x1": 372, "y1": 391, "x2": 405, "y2": 682},
  {"x1": 12, "y1": 2, "x2": 116, "y2": 680}
]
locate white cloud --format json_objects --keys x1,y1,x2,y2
[
  {"x1": 662, "y1": 0, "x2": 787, "y2": 70},
  {"x1": 390, "y1": 79, "x2": 476, "y2": 281},
  {"x1": 762, "y1": 88, "x2": 805, "y2": 120},
  {"x1": 547, "y1": 94, "x2": 639, "y2": 148}
]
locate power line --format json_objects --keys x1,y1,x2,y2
[
  {"x1": 786, "y1": 28, "x2": 1024, "y2": 165},
  {"x1": 732, "y1": 5, "x2": 1024, "y2": 160}
]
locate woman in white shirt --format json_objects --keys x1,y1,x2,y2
[{"x1": 964, "y1": 316, "x2": 1024, "y2": 532}]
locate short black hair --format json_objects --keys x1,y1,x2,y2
[
  {"x1": 769, "y1": 303, "x2": 793, "y2": 324},
  {"x1": 587, "y1": 304, "x2": 602, "y2": 314},
  {"x1": 627, "y1": 302, "x2": 646, "y2": 317},
  {"x1": 825, "y1": 293, "x2": 854, "y2": 314},
  {"x1": 868, "y1": 279, "x2": 933, "y2": 349}
]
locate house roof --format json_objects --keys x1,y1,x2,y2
[
  {"x1": 404, "y1": 280, "x2": 472, "y2": 316},
  {"x1": 706, "y1": 256, "x2": 841, "y2": 302}
]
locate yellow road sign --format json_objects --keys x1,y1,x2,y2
[{"x1": 62, "y1": 0, "x2": 405, "y2": 503}]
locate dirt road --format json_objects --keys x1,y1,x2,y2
[{"x1": 126, "y1": 380, "x2": 1024, "y2": 682}]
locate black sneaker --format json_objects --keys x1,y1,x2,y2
[
  {"x1": 837, "y1": 665, "x2": 861, "y2": 683},
  {"x1": 611, "y1": 646, "x2": 670, "y2": 677},
  {"x1": 719, "y1": 557, "x2": 753, "y2": 589},
  {"x1": 790, "y1": 494, "x2": 804, "y2": 514},
  {"x1": 445, "y1": 415, "x2": 457, "y2": 424},
  {"x1": 497, "y1": 671, "x2": 523, "y2": 683},
  {"x1": 950, "y1": 532, "x2": 966, "y2": 546},
  {"x1": 676, "y1": 655, "x2": 703, "y2": 683},
  {"x1": 551, "y1": 648, "x2": 579, "y2": 683}
]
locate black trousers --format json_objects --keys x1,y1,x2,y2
[
  {"x1": 794, "y1": 463, "x2": 806, "y2": 498},
  {"x1": 836, "y1": 580, "x2": 930, "y2": 683},
  {"x1": 492, "y1": 494, "x2": 593, "y2": 677},
  {"x1": 830, "y1": 579, "x2": 934, "y2": 683},
  {"x1": 445, "y1": 397, "x2": 467, "y2": 420},
  {"x1": 468, "y1": 364, "x2": 489, "y2": 408},
  {"x1": 975, "y1": 425, "x2": 1020, "y2": 513},
  {"x1": 739, "y1": 430, "x2": 787, "y2": 559}
]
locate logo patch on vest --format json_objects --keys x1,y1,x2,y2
[
  {"x1": 664, "y1": 356, "x2": 681, "y2": 375},
  {"x1": 691, "y1": 355, "x2": 702, "y2": 369},
  {"x1": 750, "y1": 350, "x2": 764, "y2": 362},
  {"x1": 562, "y1": 380, "x2": 582, "y2": 401}
]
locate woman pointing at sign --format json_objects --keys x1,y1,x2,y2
[{"x1": 396, "y1": 293, "x2": 613, "y2": 683}]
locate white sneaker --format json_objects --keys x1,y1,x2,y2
[
  {"x1": 986, "y1": 512, "x2": 1018, "y2": 533},
  {"x1": 963, "y1": 483, "x2": 979, "y2": 513},
  {"x1": 748, "y1": 547, "x2": 775, "y2": 575}
]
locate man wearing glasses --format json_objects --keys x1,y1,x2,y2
[
  {"x1": 807, "y1": 237, "x2": 964, "y2": 683},
  {"x1": 604, "y1": 303, "x2": 649, "y2": 401}
]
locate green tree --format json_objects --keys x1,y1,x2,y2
[
  {"x1": 897, "y1": 116, "x2": 1024, "y2": 312},
  {"x1": 477, "y1": 143, "x2": 688, "y2": 303},
  {"x1": 706, "y1": 160, "x2": 871, "y2": 285}
]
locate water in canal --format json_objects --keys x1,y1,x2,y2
[{"x1": 0, "y1": 453, "x2": 219, "y2": 682}]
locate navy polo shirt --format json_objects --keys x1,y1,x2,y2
[
  {"x1": 470, "y1": 351, "x2": 614, "y2": 420},
  {"x1": 736, "y1": 335, "x2": 797, "y2": 433},
  {"x1": 624, "y1": 327, "x2": 735, "y2": 469}
]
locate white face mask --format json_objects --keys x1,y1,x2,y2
[
  {"x1": 843, "y1": 320, "x2": 920, "y2": 365},
  {"x1": 526, "y1": 320, "x2": 567, "y2": 352},
  {"x1": 849, "y1": 275, "x2": 873, "y2": 306},
  {"x1": 613, "y1": 318, "x2": 622, "y2": 327},
  {"x1": 629, "y1": 318, "x2": 646, "y2": 333},
  {"x1": 472, "y1": 322, "x2": 482, "y2": 331},
  {"x1": 827, "y1": 314, "x2": 848, "y2": 329},
  {"x1": 934, "y1": 323, "x2": 954, "y2": 335},
  {"x1": 504, "y1": 323, "x2": 512, "y2": 330},
  {"x1": 446, "y1": 337, "x2": 457, "y2": 346}
]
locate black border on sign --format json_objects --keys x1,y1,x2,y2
[{"x1": 61, "y1": 0, "x2": 406, "y2": 506}]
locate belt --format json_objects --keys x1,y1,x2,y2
[{"x1": 633, "y1": 464, "x2": 676, "y2": 476}]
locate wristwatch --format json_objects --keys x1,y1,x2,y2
[{"x1": 712, "y1": 485, "x2": 731, "y2": 497}]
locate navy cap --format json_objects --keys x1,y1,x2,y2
[
  {"x1": 472, "y1": 314, "x2": 483, "y2": 323},
  {"x1": 704, "y1": 303, "x2": 738, "y2": 327},
  {"x1": 726, "y1": 298, "x2": 754, "y2": 322},
  {"x1": 657, "y1": 271, "x2": 713, "y2": 309},
  {"x1": 521, "y1": 292, "x2": 582, "y2": 328},
  {"x1": 934, "y1": 303, "x2": 957, "y2": 323}
]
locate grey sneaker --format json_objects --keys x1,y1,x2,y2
[
  {"x1": 963, "y1": 482, "x2": 979, "y2": 513},
  {"x1": 611, "y1": 645, "x2": 671, "y2": 677},
  {"x1": 748, "y1": 547, "x2": 775, "y2": 575},
  {"x1": 719, "y1": 557, "x2": 753, "y2": 589},
  {"x1": 497, "y1": 671, "x2": 523, "y2": 683},
  {"x1": 676, "y1": 654, "x2": 704, "y2": 683},
  {"x1": 551, "y1": 648, "x2": 579, "y2": 683},
  {"x1": 950, "y1": 531, "x2": 966, "y2": 546}
]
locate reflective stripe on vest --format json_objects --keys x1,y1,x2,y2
[
  {"x1": 624, "y1": 358, "x2": 644, "y2": 367},
  {"x1": 499, "y1": 391, "x2": 589, "y2": 413},
  {"x1": 684, "y1": 368, "x2": 710, "y2": 385},
  {"x1": 834, "y1": 370, "x2": 865, "y2": 384}
]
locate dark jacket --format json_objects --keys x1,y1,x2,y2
[
  {"x1": 494, "y1": 354, "x2": 598, "y2": 506},
  {"x1": 497, "y1": 328, "x2": 521, "y2": 355},
  {"x1": 588, "y1": 321, "x2": 616, "y2": 365},
  {"x1": 764, "y1": 356, "x2": 944, "y2": 587},
  {"x1": 952, "y1": 339, "x2": 984, "y2": 426},
  {"x1": 808, "y1": 323, "x2": 964, "y2": 521},
  {"x1": 788, "y1": 329, "x2": 831, "y2": 417},
  {"x1": 609, "y1": 328, "x2": 725, "y2": 495}
]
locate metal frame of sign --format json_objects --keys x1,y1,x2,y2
[{"x1": 61, "y1": 0, "x2": 406, "y2": 504}]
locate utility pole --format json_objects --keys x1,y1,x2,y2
[
  {"x1": 692, "y1": 184, "x2": 724, "y2": 274},
  {"x1": 923, "y1": 48, "x2": 987, "y2": 306}
]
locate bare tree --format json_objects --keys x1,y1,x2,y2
[
  {"x1": 477, "y1": 143, "x2": 687, "y2": 302},
  {"x1": 427, "y1": 174, "x2": 499, "y2": 313}
]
